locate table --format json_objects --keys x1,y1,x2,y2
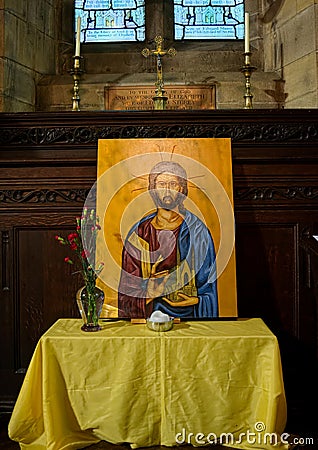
[{"x1": 8, "y1": 318, "x2": 287, "y2": 450}]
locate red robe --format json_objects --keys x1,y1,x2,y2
[{"x1": 118, "y1": 217, "x2": 180, "y2": 318}]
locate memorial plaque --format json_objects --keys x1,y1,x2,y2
[{"x1": 104, "y1": 85, "x2": 215, "y2": 110}]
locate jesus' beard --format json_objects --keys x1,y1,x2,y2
[{"x1": 151, "y1": 191, "x2": 185, "y2": 210}]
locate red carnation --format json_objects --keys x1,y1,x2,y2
[
  {"x1": 68, "y1": 232, "x2": 78, "y2": 241},
  {"x1": 64, "y1": 257, "x2": 73, "y2": 264},
  {"x1": 55, "y1": 210, "x2": 104, "y2": 288}
]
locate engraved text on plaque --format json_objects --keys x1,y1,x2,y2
[{"x1": 104, "y1": 85, "x2": 215, "y2": 110}]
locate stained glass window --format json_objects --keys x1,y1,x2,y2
[
  {"x1": 174, "y1": 0, "x2": 244, "y2": 40},
  {"x1": 75, "y1": 0, "x2": 145, "y2": 43}
]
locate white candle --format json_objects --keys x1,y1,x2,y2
[
  {"x1": 75, "y1": 16, "x2": 81, "y2": 57},
  {"x1": 244, "y1": 12, "x2": 250, "y2": 53}
]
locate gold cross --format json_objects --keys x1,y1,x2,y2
[{"x1": 142, "y1": 36, "x2": 176, "y2": 92}]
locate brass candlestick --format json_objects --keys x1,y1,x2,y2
[
  {"x1": 241, "y1": 52, "x2": 257, "y2": 109},
  {"x1": 69, "y1": 56, "x2": 84, "y2": 111},
  {"x1": 142, "y1": 36, "x2": 176, "y2": 110}
]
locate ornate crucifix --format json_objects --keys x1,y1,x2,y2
[{"x1": 142, "y1": 35, "x2": 176, "y2": 109}]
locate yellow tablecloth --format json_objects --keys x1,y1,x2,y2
[{"x1": 8, "y1": 318, "x2": 287, "y2": 450}]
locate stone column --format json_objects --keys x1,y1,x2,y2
[{"x1": 0, "y1": 1, "x2": 57, "y2": 112}]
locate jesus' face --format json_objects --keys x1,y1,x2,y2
[{"x1": 153, "y1": 172, "x2": 184, "y2": 210}]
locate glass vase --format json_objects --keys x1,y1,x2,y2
[{"x1": 76, "y1": 285, "x2": 104, "y2": 332}]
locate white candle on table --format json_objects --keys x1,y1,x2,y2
[
  {"x1": 75, "y1": 16, "x2": 81, "y2": 57},
  {"x1": 244, "y1": 12, "x2": 250, "y2": 53}
]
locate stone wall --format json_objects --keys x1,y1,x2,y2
[
  {"x1": 262, "y1": 0, "x2": 318, "y2": 107},
  {"x1": 3, "y1": 0, "x2": 317, "y2": 111},
  {"x1": 37, "y1": 71, "x2": 280, "y2": 112},
  {"x1": 0, "y1": 0, "x2": 57, "y2": 112},
  {"x1": 37, "y1": 0, "x2": 281, "y2": 111}
]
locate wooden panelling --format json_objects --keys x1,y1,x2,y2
[
  {"x1": 236, "y1": 222, "x2": 298, "y2": 332},
  {"x1": 17, "y1": 226, "x2": 80, "y2": 370},
  {"x1": 0, "y1": 110, "x2": 317, "y2": 430}
]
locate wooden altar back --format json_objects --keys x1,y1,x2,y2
[{"x1": 0, "y1": 109, "x2": 317, "y2": 431}]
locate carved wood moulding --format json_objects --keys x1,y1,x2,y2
[
  {"x1": 1, "y1": 186, "x2": 318, "y2": 206},
  {"x1": 235, "y1": 186, "x2": 318, "y2": 201},
  {"x1": 0, "y1": 189, "x2": 90, "y2": 204},
  {"x1": 1, "y1": 122, "x2": 318, "y2": 145}
]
